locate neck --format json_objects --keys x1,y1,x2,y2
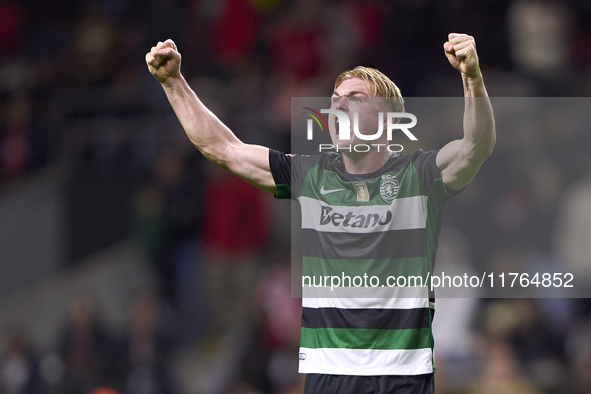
[{"x1": 341, "y1": 148, "x2": 392, "y2": 174}]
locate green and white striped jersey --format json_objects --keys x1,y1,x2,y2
[{"x1": 269, "y1": 149, "x2": 459, "y2": 376}]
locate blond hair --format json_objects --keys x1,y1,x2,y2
[{"x1": 334, "y1": 66, "x2": 404, "y2": 112}]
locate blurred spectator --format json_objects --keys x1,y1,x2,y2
[
  {"x1": 468, "y1": 336, "x2": 540, "y2": 394},
  {"x1": 201, "y1": 164, "x2": 270, "y2": 331},
  {"x1": 213, "y1": 0, "x2": 260, "y2": 66},
  {"x1": 133, "y1": 185, "x2": 167, "y2": 263},
  {"x1": 0, "y1": 0, "x2": 24, "y2": 55},
  {"x1": 57, "y1": 296, "x2": 120, "y2": 394},
  {"x1": 553, "y1": 157, "x2": 591, "y2": 285},
  {"x1": 268, "y1": 0, "x2": 325, "y2": 81},
  {"x1": 1, "y1": 91, "x2": 31, "y2": 183},
  {"x1": 133, "y1": 145, "x2": 203, "y2": 306},
  {"x1": 509, "y1": 300, "x2": 565, "y2": 390},
  {"x1": 508, "y1": 0, "x2": 572, "y2": 79},
  {"x1": 0, "y1": 331, "x2": 45, "y2": 394},
  {"x1": 522, "y1": 160, "x2": 562, "y2": 255},
  {"x1": 433, "y1": 227, "x2": 481, "y2": 391},
  {"x1": 123, "y1": 292, "x2": 177, "y2": 394},
  {"x1": 68, "y1": 3, "x2": 117, "y2": 86},
  {"x1": 236, "y1": 259, "x2": 301, "y2": 394},
  {"x1": 565, "y1": 319, "x2": 591, "y2": 394}
]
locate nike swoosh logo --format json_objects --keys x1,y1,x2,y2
[{"x1": 320, "y1": 185, "x2": 345, "y2": 195}]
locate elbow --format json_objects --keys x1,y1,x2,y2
[
  {"x1": 196, "y1": 141, "x2": 235, "y2": 170},
  {"x1": 207, "y1": 155, "x2": 228, "y2": 169},
  {"x1": 202, "y1": 148, "x2": 228, "y2": 169}
]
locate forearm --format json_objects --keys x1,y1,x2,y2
[
  {"x1": 462, "y1": 72, "x2": 496, "y2": 160},
  {"x1": 162, "y1": 75, "x2": 242, "y2": 166},
  {"x1": 438, "y1": 33, "x2": 495, "y2": 189}
]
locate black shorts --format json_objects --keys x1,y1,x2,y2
[{"x1": 303, "y1": 373, "x2": 434, "y2": 394}]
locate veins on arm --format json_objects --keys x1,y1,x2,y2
[{"x1": 436, "y1": 74, "x2": 495, "y2": 191}]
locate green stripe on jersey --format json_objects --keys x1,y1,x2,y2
[
  {"x1": 300, "y1": 327, "x2": 433, "y2": 350},
  {"x1": 299, "y1": 165, "x2": 425, "y2": 205}
]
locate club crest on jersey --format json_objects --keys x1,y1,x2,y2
[
  {"x1": 380, "y1": 175, "x2": 399, "y2": 203},
  {"x1": 352, "y1": 181, "x2": 370, "y2": 202}
]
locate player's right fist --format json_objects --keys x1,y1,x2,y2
[{"x1": 146, "y1": 39, "x2": 182, "y2": 84}]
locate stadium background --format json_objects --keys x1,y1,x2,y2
[{"x1": 1, "y1": 0, "x2": 591, "y2": 393}]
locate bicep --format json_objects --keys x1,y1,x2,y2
[
  {"x1": 222, "y1": 143, "x2": 277, "y2": 194},
  {"x1": 436, "y1": 139, "x2": 485, "y2": 191}
]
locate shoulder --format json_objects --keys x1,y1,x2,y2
[
  {"x1": 379, "y1": 149, "x2": 433, "y2": 173},
  {"x1": 317, "y1": 152, "x2": 342, "y2": 168},
  {"x1": 405, "y1": 148, "x2": 440, "y2": 169},
  {"x1": 292, "y1": 152, "x2": 341, "y2": 172},
  {"x1": 407, "y1": 148, "x2": 435, "y2": 160}
]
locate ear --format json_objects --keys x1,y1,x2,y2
[{"x1": 383, "y1": 111, "x2": 390, "y2": 128}]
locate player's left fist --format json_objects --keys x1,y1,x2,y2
[{"x1": 443, "y1": 33, "x2": 481, "y2": 79}]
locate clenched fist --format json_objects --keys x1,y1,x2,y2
[
  {"x1": 444, "y1": 34, "x2": 480, "y2": 79},
  {"x1": 146, "y1": 39, "x2": 182, "y2": 84}
]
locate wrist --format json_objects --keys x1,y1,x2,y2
[
  {"x1": 462, "y1": 70, "x2": 487, "y2": 97},
  {"x1": 462, "y1": 70, "x2": 483, "y2": 85},
  {"x1": 161, "y1": 74, "x2": 184, "y2": 89}
]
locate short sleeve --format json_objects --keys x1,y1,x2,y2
[
  {"x1": 413, "y1": 149, "x2": 462, "y2": 205},
  {"x1": 269, "y1": 150, "x2": 318, "y2": 200},
  {"x1": 269, "y1": 149, "x2": 292, "y2": 199}
]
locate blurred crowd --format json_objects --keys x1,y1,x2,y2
[
  {"x1": 0, "y1": 292, "x2": 179, "y2": 394},
  {"x1": 1, "y1": 0, "x2": 591, "y2": 393}
]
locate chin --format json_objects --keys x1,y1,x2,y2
[{"x1": 332, "y1": 140, "x2": 353, "y2": 151}]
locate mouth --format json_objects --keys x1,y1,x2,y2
[{"x1": 334, "y1": 117, "x2": 354, "y2": 140}]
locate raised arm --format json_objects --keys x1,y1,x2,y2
[
  {"x1": 145, "y1": 39, "x2": 276, "y2": 194},
  {"x1": 436, "y1": 33, "x2": 496, "y2": 191}
]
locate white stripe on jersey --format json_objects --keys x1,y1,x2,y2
[
  {"x1": 300, "y1": 195, "x2": 428, "y2": 234},
  {"x1": 298, "y1": 347, "x2": 434, "y2": 376},
  {"x1": 302, "y1": 286, "x2": 431, "y2": 309}
]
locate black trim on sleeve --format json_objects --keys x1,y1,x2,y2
[
  {"x1": 413, "y1": 149, "x2": 440, "y2": 191},
  {"x1": 414, "y1": 148, "x2": 464, "y2": 199},
  {"x1": 269, "y1": 149, "x2": 291, "y2": 188}
]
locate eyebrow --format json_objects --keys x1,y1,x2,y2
[{"x1": 331, "y1": 90, "x2": 368, "y2": 97}]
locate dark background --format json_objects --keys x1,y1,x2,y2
[{"x1": 1, "y1": 0, "x2": 591, "y2": 393}]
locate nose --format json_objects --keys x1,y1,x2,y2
[{"x1": 333, "y1": 100, "x2": 349, "y2": 112}]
